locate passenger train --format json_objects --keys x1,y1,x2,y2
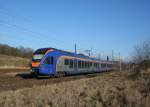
[{"x1": 31, "y1": 48, "x2": 113, "y2": 77}]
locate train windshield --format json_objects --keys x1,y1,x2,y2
[
  {"x1": 34, "y1": 49, "x2": 48, "y2": 54},
  {"x1": 32, "y1": 48, "x2": 54, "y2": 61},
  {"x1": 32, "y1": 49, "x2": 48, "y2": 61},
  {"x1": 33, "y1": 54, "x2": 44, "y2": 60}
]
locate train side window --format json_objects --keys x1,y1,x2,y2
[
  {"x1": 90, "y1": 62, "x2": 92, "y2": 67},
  {"x1": 108, "y1": 64, "x2": 112, "y2": 68},
  {"x1": 69, "y1": 59, "x2": 74, "y2": 68},
  {"x1": 101, "y1": 64, "x2": 106, "y2": 68},
  {"x1": 85, "y1": 61, "x2": 87, "y2": 68},
  {"x1": 97, "y1": 63, "x2": 99, "y2": 68},
  {"x1": 44, "y1": 56, "x2": 53, "y2": 64},
  {"x1": 87, "y1": 62, "x2": 89, "y2": 68},
  {"x1": 85, "y1": 62, "x2": 88, "y2": 68},
  {"x1": 87, "y1": 62, "x2": 90, "y2": 68},
  {"x1": 110, "y1": 64, "x2": 112, "y2": 68},
  {"x1": 81, "y1": 61, "x2": 83, "y2": 68},
  {"x1": 107, "y1": 64, "x2": 109, "y2": 67},
  {"x1": 89, "y1": 62, "x2": 92, "y2": 67},
  {"x1": 78, "y1": 61, "x2": 81, "y2": 68},
  {"x1": 82, "y1": 61, "x2": 85, "y2": 68},
  {"x1": 64, "y1": 59, "x2": 69, "y2": 65},
  {"x1": 94, "y1": 63, "x2": 96, "y2": 68},
  {"x1": 74, "y1": 60, "x2": 77, "y2": 68},
  {"x1": 99, "y1": 64, "x2": 101, "y2": 68},
  {"x1": 96, "y1": 63, "x2": 98, "y2": 68}
]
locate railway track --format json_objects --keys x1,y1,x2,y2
[{"x1": 0, "y1": 69, "x2": 112, "y2": 92}]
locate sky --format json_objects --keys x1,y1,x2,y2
[{"x1": 0, "y1": 0, "x2": 150, "y2": 59}]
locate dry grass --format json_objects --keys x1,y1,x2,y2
[
  {"x1": 0, "y1": 54, "x2": 30, "y2": 68},
  {"x1": 0, "y1": 70, "x2": 150, "y2": 107}
]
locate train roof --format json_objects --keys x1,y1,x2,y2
[
  {"x1": 35, "y1": 47, "x2": 89, "y2": 57},
  {"x1": 35, "y1": 47, "x2": 113, "y2": 63}
]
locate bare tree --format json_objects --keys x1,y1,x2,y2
[{"x1": 132, "y1": 39, "x2": 150, "y2": 69}]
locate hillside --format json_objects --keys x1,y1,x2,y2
[
  {"x1": 0, "y1": 70, "x2": 149, "y2": 107},
  {"x1": 0, "y1": 44, "x2": 33, "y2": 58},
  {"x1": 0, "y1": 54, "x2": 30, "y2": 68}
]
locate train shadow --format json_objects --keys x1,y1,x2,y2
[
  {"x1": 16, "y1": 72, "x2": 53, "y2": 79},
  {"x1": 16, "y1": 71, "x2": 110, "y2": 80},
  {"x1": 16, "y1": 72, "x2": 37, "y2": 79}
]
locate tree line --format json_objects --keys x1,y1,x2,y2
[{"x1": 0, "y1": 44, "x2": 33, "y2": 59}]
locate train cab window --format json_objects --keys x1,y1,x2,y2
[
  {"x1": 64, "y1": 59, "x2": 69, "y2": 65},
  {"x1": 44, "y1": 56, "x2": 53, "y2": 64}
]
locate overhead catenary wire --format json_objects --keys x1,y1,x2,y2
[
  {"x1": 0, "y1": 8, "x2": 72, "y2": 48},
  {"x1": 0, "y1": 20, "x2": 117, "y2": 59},
  {"x1": 0, "y1": 20, "x2": 71, "y2": 47},
  {"x1": 0, "y1": 8, "x2": 94, "y2": 54},
  {"x1": 0, "y1": 8, "x2": 33, "y2": 23},
  {"x1": 0, "y1": 8, "x2": 115, "y2": 58}
]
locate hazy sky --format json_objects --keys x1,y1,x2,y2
[{"x1": 0, "y1": 0, "x2": 150, "y2": 59}]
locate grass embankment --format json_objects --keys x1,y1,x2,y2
[
  {"x1": 0, "y1": 70, "x2": 150, "y2": 107},
  {"x1": 0, "y1": 54, "x2": 30, "y2": 68}
]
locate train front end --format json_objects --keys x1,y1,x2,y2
[{"x1": 31, "y1": 48, "x2": 55, "y2": 76}]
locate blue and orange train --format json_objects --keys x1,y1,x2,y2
[{"x1": 31, "y1": 48, "x2": 113, "y2": 77}]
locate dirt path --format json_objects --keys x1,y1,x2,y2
[{"x1": 0, "y1": 68, "x2": 30, "y2": 75}]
